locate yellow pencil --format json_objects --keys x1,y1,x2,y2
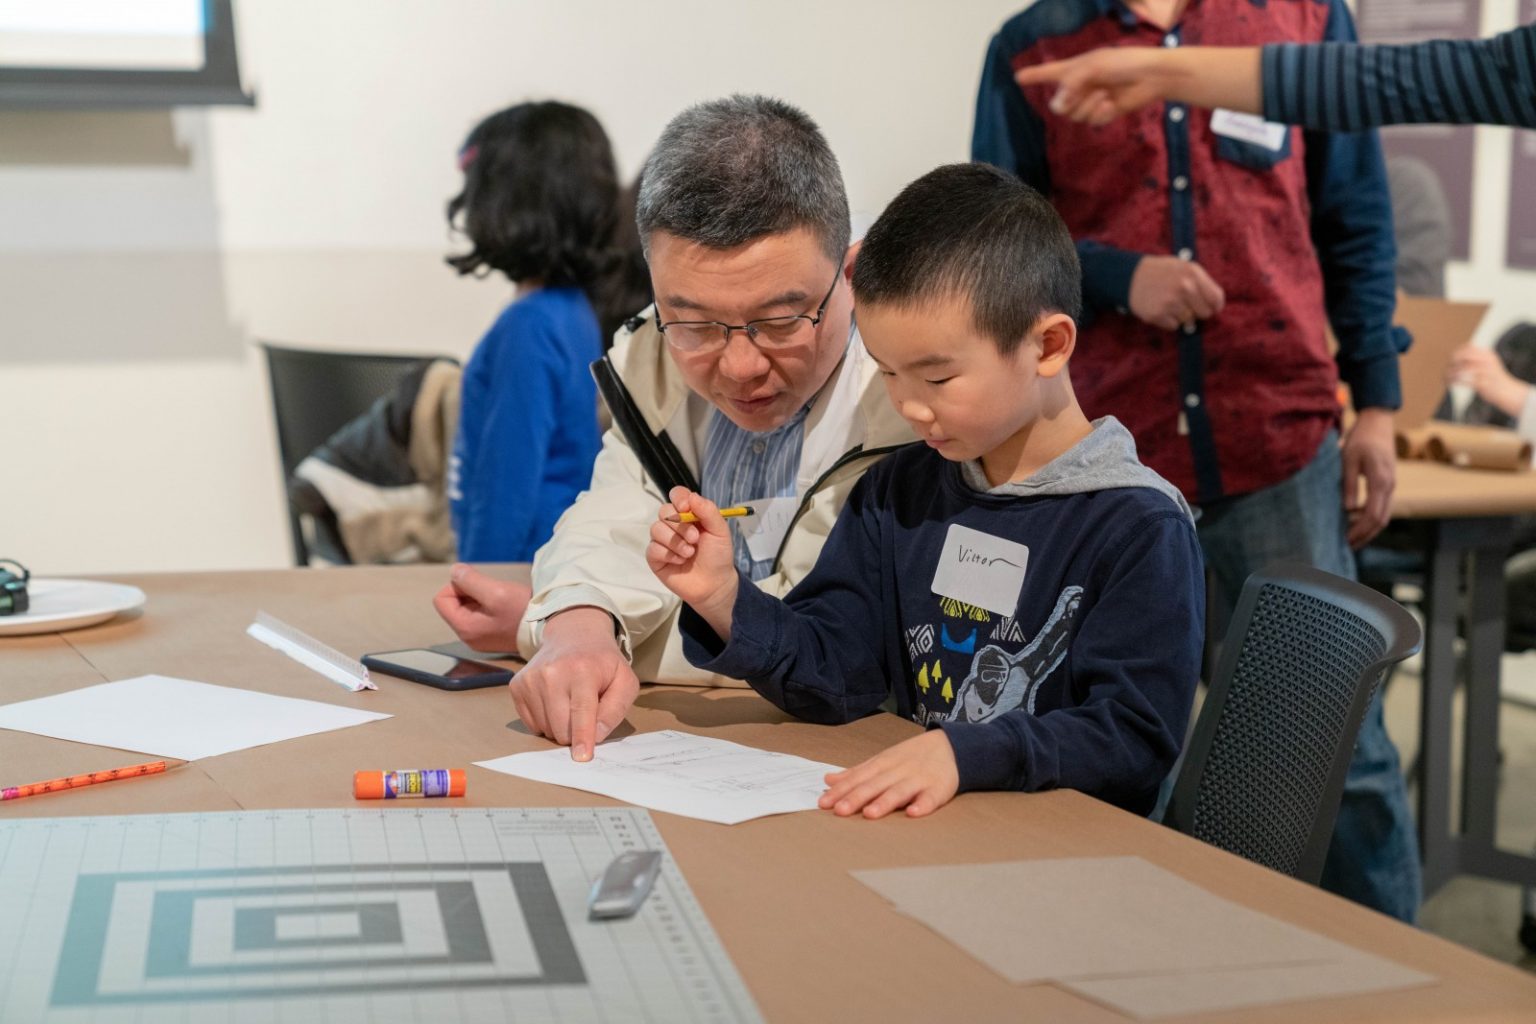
[{"x1": 666, "y1": 506, "x2": 755, "y2": 525}]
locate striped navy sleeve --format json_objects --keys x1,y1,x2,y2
[
  {"x1": 1302, "y1": 0, "x2": 1401, "y2": 413},
  {"x1": 1262, "y1": 24, "x2": 1536, "y2": 130}
]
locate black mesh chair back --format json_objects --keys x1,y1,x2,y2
[
  {"x1": 1165, "y1": 563, "x2": 1421, "y2": 884},
  {"x1": 260, "y1": 343, "x2": 437, "y2": 565}
]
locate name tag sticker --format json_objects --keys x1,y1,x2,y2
[
  {"x1": 931, "y1": 524, "x2": 1030, "y2": 617},
  {"x1": 740, "y1": 495, "x2": 800, "y2": 563},
  {"x1": 1210, "y1": 108, "x2": 1288, "y2": 151}
]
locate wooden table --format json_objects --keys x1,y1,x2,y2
[
  {"x1": 4, "y1": 565, "x2": 1535, "y2": 1022},
  {"x1": 1390, "y1": 460, "x2": 1536, "y2": 897}
]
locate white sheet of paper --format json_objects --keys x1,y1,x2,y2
[
  {"x1": 930, "y1": 523, "x2": 1029, "y2": 616},
  {"x1": 1211, "y1": 108, "x2": 1288, "y2": 150},
  {"x1": 0, "y1": 675, "x2": 391, "y2": 760},
  {"x1": 739, "y1": 495, "x2": 800, "y2": 563},
  {"x1": 476, "y1": 729, "x2": 836, "y2": 825}
]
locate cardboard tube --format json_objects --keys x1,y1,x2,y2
[
  {"x1": 1419, "y1": 424, "x2": 1534, "y2": 471},
  {"x1": 1396, "y1": 427, "x2": 1435, "y2": 460}
]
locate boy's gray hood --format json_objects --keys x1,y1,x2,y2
[{"x1": 960, "y1": 416, "x2": 1194, "y2": 521}]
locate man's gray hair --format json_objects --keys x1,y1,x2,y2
[{"x1": 636, "y1": 94, "x2": 850, "y2": 263}]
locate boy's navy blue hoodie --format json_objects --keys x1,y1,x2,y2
[{"x1": 680, "y1": 417, "x2": 1205, "y2": 814}]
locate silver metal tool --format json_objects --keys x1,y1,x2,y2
[{"x1": 588, "y1": 849, "x2": 663, "y2": 919}]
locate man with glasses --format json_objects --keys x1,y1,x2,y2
[{"x1": 434, "y1": 95, "x2": 914, "y2": 760}]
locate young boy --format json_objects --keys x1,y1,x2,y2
[{"x1": 646, "y1": 163, "x2": 1204, "y2": 819}]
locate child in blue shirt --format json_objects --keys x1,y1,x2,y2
[
  {"x1": 647, "y1": 163, "x2": 1204, "y2": 818},
  {"x1": 446, "y1": 102, "x2": 628, "y2": 561}
]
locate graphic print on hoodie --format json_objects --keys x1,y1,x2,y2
[{"x1": 681, "y1": 417, "x2": 1205, "y2": 811}]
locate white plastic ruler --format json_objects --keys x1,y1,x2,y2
[{"x1": 246, "y1": 610, "x2": 375, "y2": 691}]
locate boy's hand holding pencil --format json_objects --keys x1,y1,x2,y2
[{"x1": 647, "y1": 487, "x2": 741, "y2": 641}]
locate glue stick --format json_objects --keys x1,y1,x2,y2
[{"x1": 353, "y1": 769, "x2": 466, "y2": 799}]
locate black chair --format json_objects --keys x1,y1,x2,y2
[
  {"x1": 260, "y1": 343, "x2": 438, "y2": 565},
  {"x1": 1165, "y1": 563, "x2": 1422, "y2": 884}
]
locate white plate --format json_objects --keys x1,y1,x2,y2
[{"x1": 0, "y1": 579, "x2": 146, "y2": 636}]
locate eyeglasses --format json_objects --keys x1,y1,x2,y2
[{"x1": 655, "y1": 270, "x2": 841, "y2": 353}]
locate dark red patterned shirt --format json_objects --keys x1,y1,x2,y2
[{"x1": 975, "y1": 0, "x2": 1404, "y2": 502}]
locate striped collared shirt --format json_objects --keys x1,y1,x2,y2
[{"x1": 700, "y1": 404, "x2": 811, "y2": 580}]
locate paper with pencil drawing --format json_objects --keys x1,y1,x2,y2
[{"x1": 476, "y1": 729, "x2": 836, "y2": 824}]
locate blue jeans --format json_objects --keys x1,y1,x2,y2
[{"x1": 1195, "y1": 431, "x2": 1422, "y2": 923}]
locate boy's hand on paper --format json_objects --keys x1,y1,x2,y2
[
  {"x1": 647, "y1": 487, "x2": 740, "y2": 640},
  {"x1": 1447, "y1": 344, "x2": 1531, "y2": 420},
  {"x1": 1128, "y1": 256, "x2": 1225, "y2": 332},
  {"x1": 819, "y1": 730, "x2": 960, "y2": 819},
  {"x1": 510, "y1": 607, "x2": 638, "y2": 762},
  {"x1": 432, "y1": 564, "x2": 530, "y2": 652},
  {"x1": 1341, "y1": 408, "x2": 1395, "y2": 549}
]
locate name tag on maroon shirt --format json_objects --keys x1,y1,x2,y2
[{"x1": 1211, "y1": 108, "x2": 1288, "y2": 151}]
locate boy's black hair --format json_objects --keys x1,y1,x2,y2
[
  {"x1": 447, "y1": 101, "x2": 644, "y2": 341},
  {"x1": 851, "y1": 162, "x2": 1081, "y2": 355}
]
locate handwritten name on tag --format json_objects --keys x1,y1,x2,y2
[
  {"x1": 1210, "y1": 108, "x2": 1288, "y2": 151},
  {"x1": 931, "y1": 524, "x2": 1030, "y2": 617},
  {"x1": 741, "y1": 495, "x2": 800, "y2": 563}
]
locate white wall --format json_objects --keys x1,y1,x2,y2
[
  {"x1": 1, "y1": 0, "x2": 1023, "y2": 574},
  {"x1": 3, "y1": 0, "x2": 1533, "y2": 575}
]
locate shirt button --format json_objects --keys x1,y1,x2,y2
[
  {"x1": 1185, "y1": 394, "x2": 1201, "y2": 408},
  {"x1": 1168, "y1": 106, "x2": 1186, "y2": 123},
  {"x1": 1183, "y1": 322, "x2": 1198, "y2": 335},
  {"x1": 1163, "y1": 32, "x2": 1179, "y2": 47},
  {"x1": 752, "y1": 441, "x2": 766, "y2": 455},
  {"x1": 1177, "y1": 247, "x2": 1194, "y2": 261},
  {"x1": 1173, "y1": 175, "x2": 1189, "y2": 191}
]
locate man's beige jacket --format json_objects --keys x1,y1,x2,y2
[{"x1": 517, "y1": 312, "x2": 915, "y2": 686}]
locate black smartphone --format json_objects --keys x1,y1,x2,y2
[{"x1": 361, "y1": 648, "x2": 513, "y2": 691}]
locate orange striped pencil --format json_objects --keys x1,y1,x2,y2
[{"x1": 2, "y1": 760, "x2": 169, "y2": 802}]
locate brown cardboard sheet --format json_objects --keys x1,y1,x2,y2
[
  {"x1": 1063, "y1": 950, "x2": 1433, "y2": 1019},
  {"x1": 851, "y1": 857, "x2": 1412, "y2": 985},
  {"x1": 1392, "y1": 296, "x2": 1489, "y2": 430}
]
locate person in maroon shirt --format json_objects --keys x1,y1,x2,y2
[{"x1": 975, "y1": 0, "x2": 1419, "y2": 922}]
